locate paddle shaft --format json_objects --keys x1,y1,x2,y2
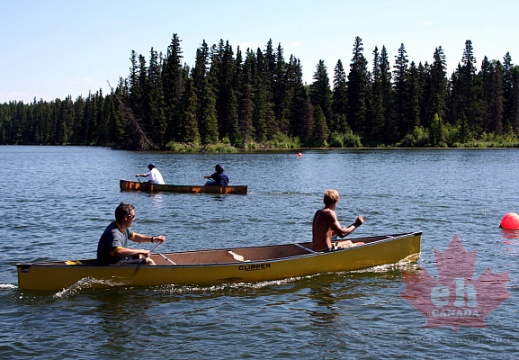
[{"x1": 149, "y1": 240, "x2": 162, "y2": 253}]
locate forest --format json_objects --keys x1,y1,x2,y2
[{"x1": 1, "y1": 34, "x2": 519, "y2": 150}]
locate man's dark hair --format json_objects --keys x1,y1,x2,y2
[{"x1": 115, "y1": 202, "x2": 135, "y2": 221}]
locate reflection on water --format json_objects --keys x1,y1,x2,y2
[{"x1": 501, "y1": 229, "x2": 519, "y2": 241}]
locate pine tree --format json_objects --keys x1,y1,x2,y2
[
  {"x1": 510, "y1": 66, "x2": 519, "y2": 133},
  {"x1": 502, "y1": 52, "x2": 514, "y2": 129},
  {"x1": 310, "y1": 60, "x2": 332, "y2": 134},
  {"x1": 451, "y1": 40, "x2": 483, "y2": 133},
  {"x1": 199, "y1": 82, "x2": 219, "y2": 144},
  {"x1": 253, "y1": 48, "x2": 270, "y2": 141},
  {"x1": 331, "y1": 59, "x2": 348, "y2": 133},
  {"x1": 430, "y1": 113, "x2": 446, "y2": 146},
  {"x1": 404, "y1": 61, "x2": 423, "y2": 133},
  {"x1": 347, "y1": 36, "x2": 370, "y2": 139},
  {"x1": 162, "y1": 34, "x2": 184, "y2": 142},
  {"x1": 393, "y1": 43, "x2": 409, "y2": 138},
  {"x1": 193, "y1": 41, "x2": 219, "y2": 144},
  {"x1": 426, "y1": 47, "x2": 448, "y2": 126},
  {"x1": 236, "y1": 49, "x2": 256, "y2": 144},
  {"x1": 178, "y1": 78, "x2": 200, "y2": 143},
  {"x1": 147, "y1": 47, "x2": 166, "y2": 147},
  {"x1": 367, "y1": 46, "x2": 384, "y2": 142},
  {"x1": 480, "y1": 59, "x2": 504, "y2": 134},
  {"x1": 274, "y1": 43, "x2": 290, "y2": 134},
  {"x1": 312, "y1": 105, "x2": 330, "y2": 146},
  {"x1": 287, "y1": 55, "x2": 311, "y2": 140},
  {"x1": 379, "y1": 46, "x2": 396, "y2": 143}
]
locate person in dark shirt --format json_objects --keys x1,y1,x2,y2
[
  {"x1": 204, "y1": 164, "x2": 230, "y2": 186},
  {"x1": 97, "y1": 202, "x2": 166, "y2": 265}
]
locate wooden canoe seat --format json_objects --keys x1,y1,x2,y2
[
  {"x1": 227, "y1": 250, "x2": 249, "y2": 262},
  {"x1": 294, "y1": 243, "x2": 319, "y2": 254}
]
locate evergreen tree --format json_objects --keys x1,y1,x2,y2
[
  {"x1": 312, "y1": 105, "x2": 330, "y2": 146},
  {"x1": 426, "y1": 47, "x2": 448, "y2": 127},
  {"x1": 347, "y1": 36, "x2": 370, "y2": 139},
  {"x1": 237, "y1": 49, "x2": 256, "y2": 141},
  {"x1": 510, "y1": 66, "x2": 519, "y2": 132},
  {"x1": 310, "y1": 60, "x2": 332, "y2": 134},
  {"x1": 211, "y1": 40, "x2": 240, "y2": 140},
  {"x1": 178, "y1": 78, "x2": 200, "y2": 143},
  {"x1": 449, "y1": 40, "x2": 483, "y2": 133},
  {"x1": 480, "y1": 59, "x2": 504, "y2": 134},
  {"x1": 199, "y1": 79, "x2": 219, "y2": 144},
  {"x1": 430, "y1": 113, "x2": 447, "y2": 146},
  {"x1": 405, "y1": 61, "x2": 423, "y2": 133},
  {"x1": 367, "y1": 46, "x2": 385, "y2": 142},
  {"x1": 331, "y1": 59, "x2": 348, "y2": 133},
  {"x1": 274, "y1": 43, "x2": 290, "y2": 133},
  {"x1": 128, "y1": 50, "x2": 143, "y2": 121},
  {"x1": 193, "y1": 41, "x2": 219, "y2": 144},
  {"x1": 96, "y1": 89, "x2": 110, "y2": 145},
  {"x1": 297, "y1": 96, "x2": 314, "y2": 144},
  {"x1": 502, "y1": 52, "x2": 514, "y2": 129},
  {"x1": 252, "y1": 47, "x2": 275, "y2": 141},
  {"x1": 287, "y1": 55, "x2": 311, "y2": 140},
  {"x1": 162, "y1": 33, "x2": 184, "y2": 142},
  {"x1": 111, "y1": 78, "x2": 129, "y2": 146},
  {"x1": 59, "y1": 95, "x2": 74, "y2": 144},
  {"x1": 393, "y1": 43, "x2": 409, "y2": 138},
  {"x1": 147, "y1": 47, "x2": 166, "y2": 147},
  {"x1": 238, "y1": 83, "x2": 255, "y2": 144},
  {"x1": 379, "y1": 46, "x2": 396, "y2": 143},
  {"x1": 71, "y1": 95, "x2": 85, "y2": 144}
]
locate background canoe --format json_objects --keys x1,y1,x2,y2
[{"x1": 120, "y1": 179, "x2": 248, "y2": 194}]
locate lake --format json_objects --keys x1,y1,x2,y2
[{"x1": 0, "y1": 146, "x2": 518, "y2": 359}]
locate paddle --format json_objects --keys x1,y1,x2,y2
[
  {"x1": 149, "y1": 236, "x2": 177, "y2": 265},
  {"x1": 148, "y1": 238, "x2": 163, "y2": 253}
]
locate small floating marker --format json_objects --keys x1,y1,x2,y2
[
  {"x1": 297, "y1": 153, "x2": 302, "y2": 157},
  {"x1": 500, "y1": 212, "x2": 519, "y2": 230}
]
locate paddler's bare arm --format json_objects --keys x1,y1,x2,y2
[{"x1": 330, "y1": 214, "x2": 364, "y2": 238}]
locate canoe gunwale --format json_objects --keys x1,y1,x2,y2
[{"x1": 16, "y1": 231, "x2": 422, "y2": 269}]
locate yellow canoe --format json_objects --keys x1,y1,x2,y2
[
  {"x1": 16, "y1": 232, "x2": 421, "y2": 291},
  {"x1": 120, "y1": 179, "x2": 248, "y2": 195}
]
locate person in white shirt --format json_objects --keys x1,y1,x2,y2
[{"x1": 136, "y1": 163, "x2": 165, "y2": 184}]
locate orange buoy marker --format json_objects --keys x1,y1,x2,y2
[
  {"x1": 500, "y1": 212, "x2": 519, "y2": 230},
  {"x1": 297, "y1": 153, "x2": 302, "y2": 157}
]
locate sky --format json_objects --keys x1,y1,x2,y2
[{"x1": 2, "y1": 0, "x2": 519, "y2": 103}]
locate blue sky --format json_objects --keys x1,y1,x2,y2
[{"x1": 2, "y1": 0, "x2": 518, "y2": 103}]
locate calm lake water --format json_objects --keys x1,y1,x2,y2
[{"x1": 1, "y1": 146, "x2": 518, "y2": 359}]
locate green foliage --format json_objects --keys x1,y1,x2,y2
[
  {"x1": 164, "y1": 141, "x2": 200, "y2": 152},
  {"x1": 2, "y1": 35, "x2": 519, "y2": 149},
  {"x1": 329, "y1": 131, "x2": 363, "y2": 147},
  {"x1": 429, "y1": 113, "x2": 448, "y2": 147},
  {"x1": 203, "y1": 143, "x2": 238, "y2": 153},
  {"x1": 267, "y1": 133, "x2": 301, "y2": 149},
  {"x1": 400, "y1": 126, "x2": 430, "y2": 147}
]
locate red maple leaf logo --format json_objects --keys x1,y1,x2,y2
[{"x1": 402, "y1": 234, "x2": 511, "y2": 333}]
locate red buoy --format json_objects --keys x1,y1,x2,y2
[
  {"x1": 297, "y1": 153, "x2": 302, "y2": 157},
  {"x1": 500, "y1": 212, "x2": 519, "y2": 230}
]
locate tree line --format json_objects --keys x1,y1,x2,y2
[{"x1": 1, "y1": 34, "x2": 519, "y2": 149}]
